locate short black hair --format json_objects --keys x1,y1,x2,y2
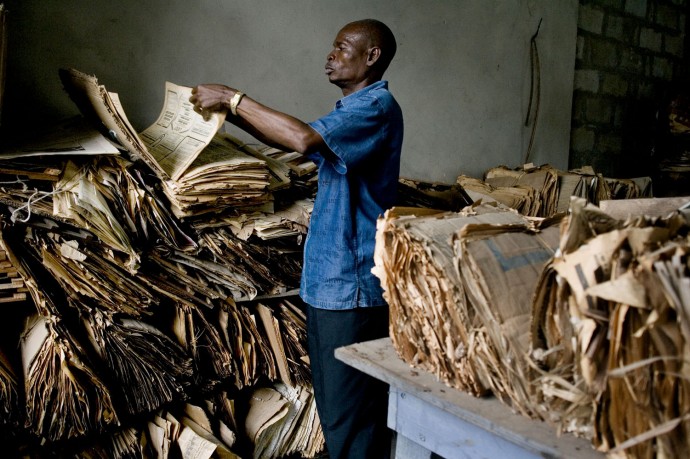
[{"x1": 346, "y1": 19, "x2": 397, "y2": 74}]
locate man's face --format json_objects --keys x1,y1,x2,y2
[{"x1": 325, "y1": 25, "x2": 371, "y2": 91}]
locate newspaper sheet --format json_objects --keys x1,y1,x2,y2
[
  {"x1": 0, "y1": 117, "x2": 119, "y2": 159},
  {"x1": 139, "y1": 82, "x2": 225, "y2": 181},
  {"x1": 60, "y1": 69, "x2": 225, "y2": 181}
]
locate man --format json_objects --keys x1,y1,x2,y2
[{"x1": 190, "y1": 19, "x2": 403, "y2": 458}]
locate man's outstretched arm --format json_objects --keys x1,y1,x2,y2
[{"x1": 189, "y1": 83, "x2": 325, "y2": 155}]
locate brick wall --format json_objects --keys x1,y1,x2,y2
[{"x1": 571, "y1": 0, "x2": 688, "y2": 178}]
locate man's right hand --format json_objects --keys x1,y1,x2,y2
[{"x1": 189, "y1": 84, "x2": 236, "y2": 116}]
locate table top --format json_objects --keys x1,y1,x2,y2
[{"x1": 335, "y1": 337, "x2": 602, "y2": 459}]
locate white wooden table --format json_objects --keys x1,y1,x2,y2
[{"x1": 335, "y1": 338, "x2": 602, "y2": 459}]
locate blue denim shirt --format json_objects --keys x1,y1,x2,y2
[{"x1": 300, "y1": 80, "x2": 403, "y2": 310}]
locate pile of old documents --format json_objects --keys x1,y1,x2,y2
[
  {"x1": 160, "y1": 134, "x2": 275, "y2": 219},
  {"x1": 374, "y1": 195, "x2": 690, "y2": 457},
  {"x1": 246, "y1": 382, "x2": 324, "y2": 458},
  {"x1": 458, "y1": 163, "x2": 651, "y2": 217},
  {"x1": 373, "y1": 202, "x2": 562, "y2": 412},
  {"x1": 373, "y1": 206, "x2": 487, "y2": 395},
  {"x1": 451, "y1": 208, "x2": 562, "y2": 417},
  {"x1": 0, "y1": 69, "x2": 323, "y2": 458},
  {"x1": 529, "y1": 197, "x2": 690, "y2": 457}
]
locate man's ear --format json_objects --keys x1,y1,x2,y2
[{"x1": 366, "y1": 47, "x2": 381, "y2": 67}]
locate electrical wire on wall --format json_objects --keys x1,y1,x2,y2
[{"x1": 523, "y1": 18, "x2": 542, "y2": 165}]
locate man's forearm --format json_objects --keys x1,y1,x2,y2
[
  {"x1": 190, "y1": 84, "x2": 324, "y2": 155},
  {"x1": 231, "y1": 95, "x2": 324, "y2": 155}
]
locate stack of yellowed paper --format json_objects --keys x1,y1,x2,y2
[
  {"x1": 21, "y1": 314, "x2": 120, "y2": 441},
  {"x1": 230, "y1": 139, "x2": 292, "y2": 193},
  {"x1": 604, "y1": 175, "x2": 653, "y2": 199},
  {"x1": 201, "y1": 199, "x2": 312, "y2": 242},
  {"x1": 457, "y1": 174, "x2": 536, "y2": 216},
  {"x1": 530, "y1": 198, "x2": 690, "y2": 456},
  {"x1": 84, "y1": 311, "x2": 195, "y2": 415},
  {"x1": 198, "y1": 227, "x2": 303, "y2": 300},
  {"x1": 250, "y1": 300, "x2": 311, "y2": 389},
  {"x1": 258, "y1": 146, "x2": 317, "y2": 179},
  {"x1": 482, "y1": 164, "x2": 560, "y2": 217},
  {"x1": 12, "y1": 223, "x2": 192, "y2": 438},
  {"x1": 451, "y1": 210, "x2": 562, "y2": 418},
  {"x1": 0, "y1": 117, "x2": 120, "y2": 161},
  {"x1": 49, "y1": 156, "x2": 198, "y2": 273},
  {"x1": 216, "y1": 298, "x2": 304, "y2": 393},
  {"x1": 275, "y1": 299, "x2": 312, "y2": 386},
  {"x1": 1, "y1": 180, "x2": 317, "y2": 455},
  {"x1": 173, "y1": 301, "x2": 237, "y2": 390},
  {"x1": 373, "y1": 203, "x2": 538, "y2": 396},
  {"x1": 132, "y1": 387, "x2": 322, "y2": 459},
  {"x1": 139, "y1": 400, "x2": 240, "y2": 459},
  {"x1": 258, "y1": 145, "x2": 318, "y2": 199},
  {"x1": 217, "y1": 299, "x2": 274, "y2": 390},
  {"x1": 555, "y1": 166, "x2": 609, "y2": 214},
  {"x1": 0, "y1": 68, "x2": 328, "y2": 457},
  {"x1": 26, "y1": 216, "x2": 158, "y2": 317},
  {"x1": 146, "y1": 247, "x2": 259, "y2": 304},
  {"x1": 373, "y1": 202, "x2": 563, "y2": 408},
  {"x1": 52, "y1": 158, "x2": 140, "y2": 270},
  {"x1": 7, "y1": 223, "x2": 320, "y2": 455},
  {"x1": 373, "y1": 205, "x2": 482, "y2": 393},
  {"x1": 161, "y1": 133, "x2": 274, "y2": 219},
  {"x1": 457, "y1": 164, "x2": 652, "y2": 218},
  {"x1": 245, "y1": 383, "x2": 324, "y2": 459},
  {"x1": 59, "y1": 68, "x2": 285, "y2": 223},
  {"x1": 375, "y1": 194, "x2": 690, "y2": 455},
  {"x1": 59, "y1": 68, "x2": 225, "y2": 182}
]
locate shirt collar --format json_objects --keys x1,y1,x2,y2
[{"x1": 335, "y1": 80, "x2": 388, "y2": 108}]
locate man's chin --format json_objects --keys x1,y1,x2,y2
[{"x1": 328, "y1": 76, "x2": 345, "y2": 87}]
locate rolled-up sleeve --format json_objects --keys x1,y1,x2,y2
[{"x1": 308, "y1": 96, "x2": 386, "y2": 174}]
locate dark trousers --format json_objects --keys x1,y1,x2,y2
[{"x1": 307, "y1": 305, "x2": 391, "y2": 459}]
